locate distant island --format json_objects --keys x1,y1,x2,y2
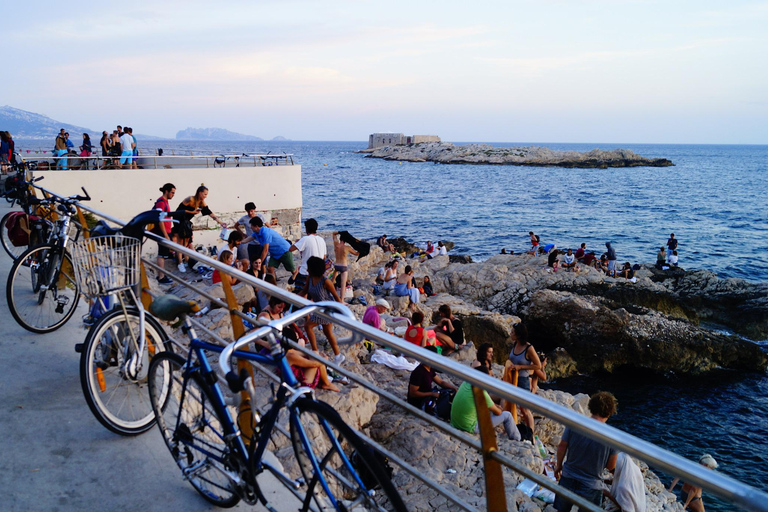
[
  {"x1": 363, "y1": 142, "x2": 674, "y2": 168},
  {"x1": 175, "y1": 128, "x2": 292, "y2": 142}
]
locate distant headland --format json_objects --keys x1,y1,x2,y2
[{"x1": 362, "y1": 138, "x2": 674, "y2": 168}]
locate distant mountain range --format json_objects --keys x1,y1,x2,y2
[
  {"x1": 176, "y1": 127, "x2": 290, "y2": 141},
  {"x1": 0, "y1": 106, "x2": 290, "y2": 141}
]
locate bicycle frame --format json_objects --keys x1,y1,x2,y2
[{"x1": 172, "y1": 301, "x2": 366, "y2": 509}]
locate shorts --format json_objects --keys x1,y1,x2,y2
[
  {"x1": 553, "y1": 476, "x2": 603, "y2": 511},
  {"x1": 157, "y1": 241, "x2": 172, "y2": 258},
  {"x1": 132, "y1": 149, "x2": 138, "y2": 163},
  {"x1": 294, "y1": 273, "x2": 308, "y2": 291},
  {"x1": 334, "y1": 264, "x2": 348, "y2": 272},
  {"x1": 268, "y1": 251, "x2": 296, "y2": 272},
  {"x1": 120, "y1": 150, "x2": 133, "y2": 165},
  {"x1": 517, "y1": 375, "x2": 531, "y2": 392},
  {"x1": 607, "y1": 259, "x2": 616, "y2": 271}
]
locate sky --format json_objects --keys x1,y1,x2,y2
[{"x1": 4, "y1": 0, "x2": 768, "y2": 143}]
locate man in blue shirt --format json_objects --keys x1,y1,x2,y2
[{"x1": 244, "y1": 216, "x2": 297, "y2": 280}]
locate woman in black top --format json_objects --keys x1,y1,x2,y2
[{"x1": 171, "y1": 185, "x2": 226, "y2": 272}]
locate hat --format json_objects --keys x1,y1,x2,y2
[
  {"x1": 375, "y1": 298, "x2": 391, "y2": 310},
  {"x1": 699, "y1": 454, "x2": 718, "y2": 469}
]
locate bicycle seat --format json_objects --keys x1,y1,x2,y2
[
  {"x1": 149, "y1": 294, "x2": 201, "y2": 321},
  {"x1": 90, "y1": 220, "x2": 122, "y2": 237}
]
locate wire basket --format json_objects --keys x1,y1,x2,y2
[{"x1": 70, "y1": 235, "x2": 141, "y2": 297}]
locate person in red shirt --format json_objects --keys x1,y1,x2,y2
[{"x1": 154, "y1": 183, "x2": 175, "y2": 284}]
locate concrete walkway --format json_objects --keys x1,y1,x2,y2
[{"x1": 0, "y1": 201, "x2": 294, "y2": 511}]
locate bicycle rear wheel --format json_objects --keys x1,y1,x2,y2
[
  {"x1": 1, "y1": 211, "x2": 27, "y2": 259},
  {"x1": 290, "y1": 398, "x2": 407, "y2": 512},
  {"x1": 6, "y1": 244, "x2": 80, "y2": 333},
  {"x1": 80, "y1": 307, "x2": 170, "y2": 435},
  {"x1": 148, "y1": 352, "x2": 240, "y2": 508}
]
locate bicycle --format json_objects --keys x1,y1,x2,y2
[
  {"x1": 71, "y1": 209, "x2": 176, "y2": 435},
  {"x1": 147, "y1": 296, "x2": 407, "y2": 511},
  {"x1": 5, "y1": 188, "x2": 90, "y2": 333},
  {"x1": 1, "y1": 163, "x2": 52, "y2": 260}
]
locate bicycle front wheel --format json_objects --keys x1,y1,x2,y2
[
  {"x1": 148, "y1": 352, "x2": 240, "y2": 508},
  {"x1": 6, "y1": 244, "x2": 80, "y2": 333},
  {"x1": 80, "y1": 307, "x2": 170, "y2": 435},
  {"x1": 290, "y1": 398, "x2": 407, "y2": 512}
]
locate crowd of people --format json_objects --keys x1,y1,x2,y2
[
  {"x1": 45, "y1": 126, "x2": 138, "y2": 170},
  {"x1": 143, "y1": 182, "x2": 701, "y2": 511},
  {"x1": 524, "y1": 230, "x2": 682, "y2": 280}
]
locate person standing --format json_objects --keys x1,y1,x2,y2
[
  {"x1": 54, "y1": 129, "x2": 68, "y2": 170},
  {"x1": 668, "y1": 454, "x2": 718, "y2": 512},
  {"x1": 243, "y1": 216, "x2": 295, "y2": 279},
  {"x1": 503, "y1": 322, "x2": 541, "y2": 435},
  {"x1": 119, "y1": 128, "x2": 135, "y2": 169},
  {"x1": 126, "y1": 127, "x2": 138, "y2": 169},
  {"x1": 236, "y1": 201, "x2": 266, "y2": 264},
  {"x1": 554, "y1": 391, "x2": 619, "y2": 511},
  {"x1": 333, "y1": 231, "x2": 358, "y2": 300},
  {"x1": 153, "y1": 183, "x2": 176, "y2": 284},
  {"x1": 299, "y1": 256, "x2": 345, "y2": 364},
  {"x1": 289, "y1": 218, "x2": 326, "y2": 290},
  {"x1": 172, "y1": 184, "x2": 226, "y2": 272},
  {"x1": 100, "y1": 131, "x2": 110, "y2": 158},
  {"x1": 605, "y1": 242, "x2": 617, "y2": 277},
  {"x1": 667, "y1": 233, "x2": 678, "y2": 263}
]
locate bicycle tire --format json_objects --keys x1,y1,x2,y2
[
  {"x1": 148, "y1": 352, "x2": 240, "y2": 508},
  {"x1": 80, "y1": 307, "x2": 171, "y2": 435},
  {"x1": 290, "y1": 398, "x2": 407, "y2": 512},
  {"x1": 6, "y1": 244, "x2": 81, "y2": 333}
]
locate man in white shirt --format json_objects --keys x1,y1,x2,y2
[
  {"x1": 437, "y1": 241, "x2": 448, "y2": 256},
  {"x1": 289, "y1": 218, "x2": 326, "y2": 289},
  {"x1": 119, "y1": 129, "x2": 135, "y2": 169},
  {"x1": 562, "y1": 248, "x2": 577, "y2": 271}
]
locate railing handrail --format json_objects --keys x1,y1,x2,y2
[{"x1": 54, "y1": 193, "x2": 768, "y2": 512}]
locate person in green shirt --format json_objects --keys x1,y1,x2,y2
[{"x1": 450, "y1": 366, "x2": 520, "y2": 441}]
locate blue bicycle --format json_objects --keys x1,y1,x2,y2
[{"x1": 147, "y1": 296, "x2": 407, "y2": 511}]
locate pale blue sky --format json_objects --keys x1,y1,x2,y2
[{"x1": 5, "y1": 0, "x2": 767, "y2": 143}]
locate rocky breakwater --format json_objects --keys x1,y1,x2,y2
[
  {"x1": 412, "y1": 253, "x2": 767, "y2": 377},
  {"x1": 365, "y1": 142, "x2": 674, "y2": 168}
]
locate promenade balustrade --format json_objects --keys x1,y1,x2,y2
[{"x1": 37, "y1": 185, "x2": 768, "y2": 512}]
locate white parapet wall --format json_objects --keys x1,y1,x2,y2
[{"x1": 33, "y1": 165, "x2": 304, "y2": 249}]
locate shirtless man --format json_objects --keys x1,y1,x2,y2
[{"x1": 333, "y1": 232, "x2": 358, "y2": 301}]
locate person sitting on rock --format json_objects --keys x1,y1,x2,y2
[
  {"x1": 375, "y1": 261, "x2": 390, "y2": 287},
  {"x1": 437, "y1": 241, "x2": 448, "y2": 256},
  {"x1": 394, "y1": 265, "x2": 420, "y2": 305},
  {"x1": 599, "y1": 253, "x2": 610, "y2": 274},
  {"x1": 669, "y1": 250, "x2": 679, "y2": 267},
  {"x1": 377, "y1": 234, "x2": 395, "y2": 253},
  {"x1": 433, "y1": 304, "x2": 468, "y2": 354},
  {"x1": 471, "y1": 343, "x2": 495, "y2": 377},
  {"x1": 617, "y1": 262, "x2": 635, "y2": 279},
  {"x1": 538, "y1": 243, "x2": 556, "y2": 256},
  {"x1": 575, "y1": 243, "x2": 587, "y2": 261},
  {"x1": 656, "y1": 246, "x2": 667, "y2": 269},
  {"x1": 382, "y1": 259, "x2": 398, "y2": 295},
  {"x1": 562, "y1": 248, "x2": 577, "y2": 271},
  {"x1": 212, "y1": 250, "x2": 240, "y2": 286},
  {"x1": 407, "y1": 346, "x2": 457, "y2": 412},
  {"x1": 450, "y1": 366, "x2": 520, "y2": 441},
  {"x1": 404, "y1": 311, "x2": 438, "y2": 348},
  {"x1": 363, "y1": 298, "x2": 392, "y2": 332},
  {"x1": 421, "y1": 275, "x2": 435, "y2": 297},
  {"x1": 548, "y1": 249, "x2": 560, "y2": 269},
  {"x1": 424, "y1": 240, "x2": 436, "y2": 259}
]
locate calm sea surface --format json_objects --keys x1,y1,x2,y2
[{"x1": 16, "y1": 139, "x2": 768, "y2": 507}]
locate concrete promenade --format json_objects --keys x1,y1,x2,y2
[{"x1": 0, "y1": 201, "x2": 291, "y2": 511}]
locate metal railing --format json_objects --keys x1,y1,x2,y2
[
  {"x1": 48, "y1": 192, "x2": 768, "y2": 512},
  {"x1": 20, "y1": 152, "x2": 295, "y2": 170}
]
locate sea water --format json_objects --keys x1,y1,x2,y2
[{"x1": 17, "y1": 139, "x2": 768, "y2": 508}]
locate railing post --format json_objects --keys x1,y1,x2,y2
[
  {"x1": 472, "y1": 386, "x2": 508, "y2": 512},
  {"x1": 219, "y1": 276, "x2": 257, "y2": 442}
]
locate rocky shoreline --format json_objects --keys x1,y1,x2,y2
[
  {"x1": 149, "y1": 238, "x2": 767, "y2": 511},
  {"x1": 363, "y1": 142, "x2": 675, "y2": 168}
]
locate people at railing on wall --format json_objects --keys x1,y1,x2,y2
[
  {"x1": 54, "y1": 129, "x2": 68, "y2": 170},
  {"x1": 154, "y1": 182, "x2": 176, "y2": 285},
  {"x1": 298, "y1": 256, "x2": 345, "y2": 365},
  {"x1": 450, "y1": 365, "x2": 521, "y2": 441},
  {"x1": 503, "y1": 322, "x2": 542, "y2": 437},
  {"x1": 553, "y1": 391, "x2": 619, "y2": 511},
  {"x1": 99, "y1": 131, "x2": 110, "y2": 159},
  {"x1": 119, "y1": 127, "x2": 135, "y2": 169},
  {"x1": 79, "y1": 133, "x2": 93, "y2": 157},
  {"x1": 288, "y1": 218, "x2": 326, "y2": 291},
  {"x1": 407, "y1": 345, "x2": 457, "y2": 412},
  {"x1": 172, "y1": 184, "x2": 227, "y2": 273},
  {"x1": 108, "y1": 131, "x2": 122, "y2": 168}
]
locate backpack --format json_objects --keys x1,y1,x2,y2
[
  {"x1": 5, "y1": 211, "x2": 30, "y2": 247},
  {"x1": 435, "y1": 388, "x2": 455, "y2": 421}
]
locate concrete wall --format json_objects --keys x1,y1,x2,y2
[{"x1": 33, "y1": 165, "x2": 304, "y2": 245}]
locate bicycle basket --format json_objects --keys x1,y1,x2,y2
[{"x1": 70, "y1": 235, "x2": 141, "y2": 297}]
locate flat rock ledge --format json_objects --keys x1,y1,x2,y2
[{"x1": 365, "y1": 142, "x2": 674, "y2": 168}]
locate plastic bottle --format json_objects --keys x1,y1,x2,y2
[{"x1": 535, "y1": 436, "x2": 547, "y2": 458}]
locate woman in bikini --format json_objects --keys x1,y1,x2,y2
[{"x1": 257, "y1": 296, "x2": 338, "y2": 392}]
